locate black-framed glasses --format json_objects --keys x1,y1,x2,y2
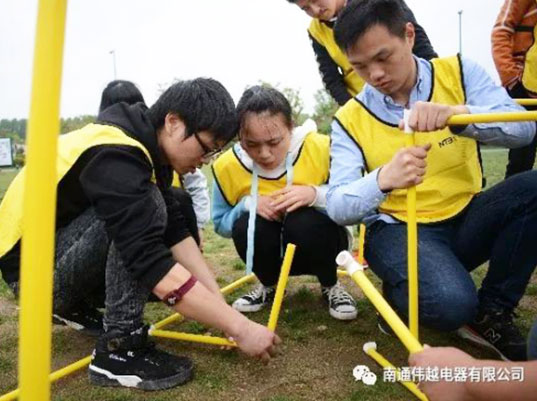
[{"x1": 193, "y1": 132, "x2": 221, "y2": 158}]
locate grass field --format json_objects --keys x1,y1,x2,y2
[{"x1": 0, "y1": 149, "x2": 536, "y2": 401}]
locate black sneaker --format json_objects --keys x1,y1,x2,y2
[
  {"x1": 321, "y1": 281, "x2": 358, "y2": 320},
  {"x1": 458, "y1": 307, "x2": 527, "y2": 361},
  {"x1": 377, "y1": 312, "x2": 395, "y2": 336},
  {"x1": 232, "y1": 284, "x2": 276, "y2": 312},
  {"x1": 89, "y1": 325, "x2": 193, "y2": 391},
  {"x1": 53, "y1": 303, "x2": 104, "y2": 337}
]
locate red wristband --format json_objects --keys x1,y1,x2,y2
[{"x1": 163, "y1": 275, "x2": 198, "y2": 306}]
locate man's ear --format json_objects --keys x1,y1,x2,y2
[
  {"x1": 405, "y1": 22, "x2": 416, "y2": 48},
  {"x1": 164, "y1": 113, "x2": 183, "y2": 137}
]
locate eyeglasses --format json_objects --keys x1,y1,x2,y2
[{"x1": 193, "y1": 132, "x2": 222, "y2": 158}]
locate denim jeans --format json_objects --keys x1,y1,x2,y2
[
  {"x1": 528, "y1": 319, "x2": 537, "y2": 360},
  {"x1": 52, "y1": 187, "x2": 169, "y2": 333},
  {"x1": 365, "y1": 170, "x2": 537, "y2": 332}
]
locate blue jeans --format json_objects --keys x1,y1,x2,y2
[
  {"x1": 365, "y1": 171, "x2": 537, "y2": 332},
  {"x1": 528, "y1": 320, "x2": 537, "y2": 360}
]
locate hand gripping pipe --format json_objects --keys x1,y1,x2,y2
[{"x1": 336, "y1": 251, "x2": 423, "y2": 354}]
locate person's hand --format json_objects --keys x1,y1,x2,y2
[
  {"x1": 398, "y1": 101, "x2": 469, "y2": 132},
  {"x1": 377, "y1": 143, "x2": 431, "y2": 191},
  {"x1": 409, "y1": 346, "x2": 476, "y2": 401},
  {"x1": 270, "y1": 185, "x2": 317, "y2": 213},
  {"x1": 233, "y1": 319, "x2": 281, "y2": 363},
  {"x1": 257, "y1": 195, "x2": 283, "y2": 221}
]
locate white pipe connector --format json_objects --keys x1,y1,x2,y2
[
  {"x1": 336, "y1": 250, "x2": 364, "y2": 276},
  {"x1": 403, "y1": 108, "x2": 414, "y2": 134},
  {"x1": 363, "y1": 341, "x2": 377, "y2": 353}
]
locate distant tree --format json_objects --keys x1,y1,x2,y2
[
  {"x1": 61, "y1": 115, "x2": 96, "y2": 133},
  {"x1": 312, "y1": 89, "x2": 339, "y2": 135},
  {"x1": 255, "y1": 81, "x2": 310, "y2": 126}
]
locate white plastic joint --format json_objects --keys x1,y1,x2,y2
[
  {"x1": 363, "y1": 341, "x2": 377, "y2": 353},
  {"x1": 336, "y1": 250, "x2": 364, "y2": 275},
  {"x1": 403, "y1": 109, "x2": 414, "y2": 134}
]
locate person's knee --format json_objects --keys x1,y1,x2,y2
[{"x1": 421, "y1": 289, "x2": 478, "y2": 332}]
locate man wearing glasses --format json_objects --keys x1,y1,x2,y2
[{"x1": 0, "y1": 78, "x2": 281, "y2": 391}]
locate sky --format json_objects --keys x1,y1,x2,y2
[{"x1": 0, "y1": 0, "x2": 506, "y2": 119}]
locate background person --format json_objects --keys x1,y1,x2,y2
[
  {"x1": 492, "y1": 0, "x2": 537, "y2": 178},
  {"x1": 286, "y1": 0, "x2": 437, "y2": 105}
]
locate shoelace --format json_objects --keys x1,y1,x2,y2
[
  {"x1": 245, "y1": 285, "x2": 269, "y2": 300},
  {"x1": 328, "y1": 284, "x2": 354, "y2": 305}
]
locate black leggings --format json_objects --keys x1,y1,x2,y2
[{"x1": 232, "y1": 207, "x2": 348, "y2": 287}]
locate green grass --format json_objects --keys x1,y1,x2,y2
[{"x1": 0, "y1": 149, "x2": 536, "y2": 400}]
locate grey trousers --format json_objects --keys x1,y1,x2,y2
[{"x1": 52, "y1": 187, "x2": 168, "y2": 333}]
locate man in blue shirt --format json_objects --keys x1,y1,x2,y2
[{"x1": 327, "y1": 0, "x2": 537, "y2": 361}]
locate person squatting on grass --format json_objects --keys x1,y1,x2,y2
[
  {"x1": 491, "y1": 0, "x2": 537, "y2": 179},
  {"x1": 0, "y1": 78, "x2": 280, "y2": 391},
  {"x1": 285, "y1": 0, "x2": 437, "y2": 106},
  {"x1": 211, "y1": 85, "x2": 357, "y2": 321},
  {"x1": 327, "y1": 0, "x2": 537, "y2": 361},
  {"x1": 100, "y1": 79, "x2": 211, "y2": 249}
]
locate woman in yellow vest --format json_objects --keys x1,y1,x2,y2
[
  {"x1": 285, "y1": 0, "x2": 437, "y2": 105},
  {"x1": 212, "y1": 86, "x2": 357, "y2": 320},
  {"x1": 0, "y1": 78, "x2": 281, "y2": 390}
]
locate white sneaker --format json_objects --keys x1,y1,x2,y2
[
  {"x1": 232, "y1": 284, "x2": 275, "y2": 313},
  {"x1": 322, "y1": 281, "x2": 358, "y2": 320}
]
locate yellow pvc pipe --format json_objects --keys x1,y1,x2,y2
[
  {"x1": 515, "y1": 98, "x2": 537, "y2": 106},
  {"x1": 358, "y1": 224, "x2": 366, "y2": 265},
  {"x1": 151, "y1": 273, "x2": 256, "y2": 330},
  {"x1": 405, "y1": 131, "x2": 419, "y2": 341},
  {"x1": 18, "y1": 1, "x2": 67, "y2": 401},
  {"x1": 150, "y1": 330, "x2": 237, "y2": 347},
  {"x1": 350, "y1": 270, "x2": 422, "y2": 353},
  {"x1": 337, "y1": 251, "x2": 423, "y2": 354},
  {"x1": 1, "y1": 275, "x2": 255, "y2": 399},
  {"x1": 364, "y1": 343, "x2": 428, "y2": 401},
  {"x1": 0, "y1": 356, "x2": 92, "y2": 401},
  {"x1": 267, "y1": 244, "x2": 296, "y2": 331},
  {"x1": 336, "y1": 268, "x2": 349, "y2": 277},
  {"x1": 447, "y1": 110, "x2": 537, "y2": 125}
]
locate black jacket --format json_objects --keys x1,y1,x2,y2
[{"x1": 0, "y1": 103, "x2": 190, "y2": 290}]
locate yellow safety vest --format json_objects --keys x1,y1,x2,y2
[
  {"x1": 308, "y1": 19, "x2": 365, "y2": 97},
  {"x1": 0, "y1": 123, "x2": 153, "y2": 258},
  {"x1": 212, "y1": 132, "x2": 330, "y2": 206},
  {"x1": 172, "y1": 172, "x2": 183, "y2": 188},
  {"x1": 522, "y1": 1, "x2": 537, "y2": 93},
  {"x1": 334, "y1": 55, "x2": 483, "y2": 223}
]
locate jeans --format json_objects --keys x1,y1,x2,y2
[
  {"x1": 528, "y1": 319, "x2": 537, "y2": 360},
  {"x1": 365, "y1": 171, "x2": 537, "y2": 332},
  {"x1": 52, "y1": 186, "x2": 170, "y2": 333}
]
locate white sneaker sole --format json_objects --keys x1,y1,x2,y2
[
  {"x1": 457, "y1": 326, "x2": 510, "y2": 361},
  {"x1": 329, "y1": 308, "x2": 357, "y2": 321},
  {"x1": 232, "y1": 302, "x2": 266, "y2": 313}
]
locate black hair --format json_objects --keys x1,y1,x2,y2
[
  {"x1": 236, "y1": 86, "x2": 293, "y2": 131},
  {"x1": 99, "y1": 80, "x2": 145, "y2": 112},
  {"x1": 147, "y1": 78, "x2": 238, "y2": 144},
  {"x1": 334, "y1": 0, "x2": 408, "y2": 52}
]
